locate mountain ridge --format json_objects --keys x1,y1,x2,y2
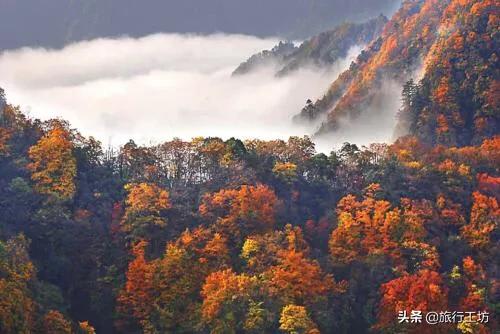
[
  {"x1": 233, "y1": 15, "x2": 388, "y2": 77},
  {"x1": 297, "y1": 0, "x2": 498, "y2": 147}
]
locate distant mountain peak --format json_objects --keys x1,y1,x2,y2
[{"x1": 232, "y1": 15, "x2": 388, "y2": 77}]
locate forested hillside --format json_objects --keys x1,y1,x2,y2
[
  {"x1": 0, "y1": 0, "x2": 498, "y2": 333},
  {"x1": 233, "y1": 15, "x2": 388, "y2": 76},
  {"x1": 0, "y1": 83, "x2": 498, "y2": 333},
  {"x1": 299, "y1": 0, "x2": 498, "y2": 147}
]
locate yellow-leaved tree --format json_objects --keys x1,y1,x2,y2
[
  {"x1": 121, "y1": 183, "x2": 171, "y2": 242},
  {"x1": 27, "y1": 122, "x2": 76, "y2": 200},
  {"x1": 279, "y1": 304, "x2": 319, "y2": 334}
]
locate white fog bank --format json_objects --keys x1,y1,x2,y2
[{"x1": 0, "y1": 33, "x2": 360, "y2": 148}]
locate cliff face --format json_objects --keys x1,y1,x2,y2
[
  {"x1": 232, "y1": 15, "x2": 388, "y2": 76},
  {"x1": 301, "y1": 0, "x2": 499, "y2": 147}
]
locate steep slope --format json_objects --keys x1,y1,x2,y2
[
  {"x1": 300, "y1": 0, "x2": 499, "y2": 147},
  {"x1": 232, "y1": 15, "x2": 388, "y2": 76},
  {"x1": 397, "y1": 0, "x2": 499, "y2": 146},
  {"x1": 231, "y1": 41, "x2": 298, "y2": 76},
  {"x1": 296, "y1": 0, "x2": 447, "y2": 128}
]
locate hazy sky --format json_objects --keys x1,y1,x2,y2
[{"x1": 0, "y1": 0, "x2": 400, "y2": 49}]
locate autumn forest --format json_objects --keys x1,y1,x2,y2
[{"x1": 0, "y1": 0, "x2": 498, "y2": 333}]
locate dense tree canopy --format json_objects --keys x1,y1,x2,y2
[
  {"x1": 0, "y1": 94, "x2": 497, "y2": 331},
  {"x1": 0, "y1": 0, "x2": 498, "y2": 333}
]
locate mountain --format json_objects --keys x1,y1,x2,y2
[
  {"x1": 0, "y1": 0, "x2": 400, "y2": 50},
  {"x1": 233, "y1": 15, "x2": 388, "y2": 76},
  {"x1": 0, "y1": 1, "x2": 499, "y2": 333},
  {"x1": 298, "y1": 0, "x2": 498, "y2": 147},
  {"x1": 397, "y1": 0, "x2": 499, "y2": 146},
  {"x1": 1, "y1": 84, "x2": 499, "y2": 334},
  {"x1": 232, "y1": 41, "x2": 299, "y2": 76}
]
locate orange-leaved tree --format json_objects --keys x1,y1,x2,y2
[
  {"x1": 116, "y1": 241, "x2": 154, "y2": 331},
  {"x1": 40, "y1": 310, "x2": 72, "y2": 334},
  {"x1": 455, "y1": 257, "x2": 490, "y2": 334},
  {"x1": 201, "y1": 269, "x2": 256, "y2": 333},
  {"x1": 376, "y1": 269, "x2": 449, "y2": 334},
  {"x1": 461, "y1": 191, "x2": 499, "y2": 252},
  {"x1": 266, "y1": 249, "x2": 341, "y2": 306},
  {"x1": 329, "y1": 184, "x2": 436, "y2": 271},
  {"x1": 150, "y1": 230, "x2": 231, "y2": 332},
  {"x1": 199, "y1": 184, "x2": 279, "y2": 243},
  {"x1": 121, "y1": 182, "x2": 171, "y2": 242}
]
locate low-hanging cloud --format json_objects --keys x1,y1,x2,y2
[
  {"x1": 312, "y1": 79, "x2": 404, "y2": 153},
  {"x1": 0, "y1": 33, "x2": 360, "y2": 148},
  {"x1": 309, "y1": 58, "x2": 427, "y2": 153}
]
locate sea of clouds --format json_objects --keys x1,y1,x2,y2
[{"x1": 0, "y1": 33, "x2": 385, "y2": 151}]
